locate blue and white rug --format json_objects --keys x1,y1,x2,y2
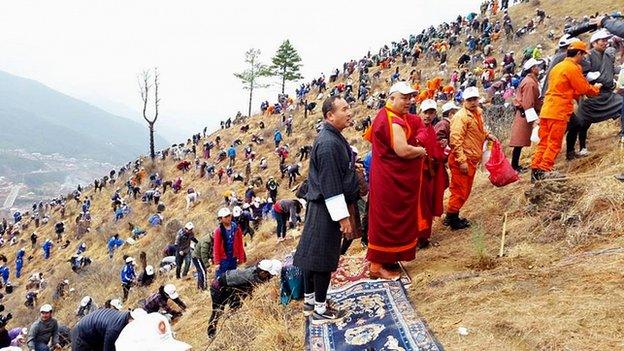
[{"x1": 305, "y1": 280, "x2": 444, "y2": 351}]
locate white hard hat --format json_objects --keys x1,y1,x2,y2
[
  {"x1": 110, "y1": 299, "x2": 123, "y2": 310},
  {"x1": 145, "y1": 265, "x2": 154, "y2": 276},
  {"x1": 80, "y1": 296, "x2": 92, "y2": 307},
  {"x1": 590, "y1": 29, "x2": 611, "y2": 43},
  {"x1": 40, "y1": 304, "x2": 53, "y2": 312},
  {"x1": 163, "y1": 284, "x2": 179, "y2": 299},
  {"x1": 388, "y1": 81, "x2": 417, "y2": 95},
  {"x1": 442, "y1": 101, "x2": 460, "y2": 113},
  {"x1": 115, "y1": 312, "x2": 191, "y2": 351},
  {"x1": 125, "y1": 257, "x2": 135, "y2": 264},
  {"x1": 217, "y1": 207, "x2": 231, "y2": 218},
  {"x1": 463, "y1": 86, "x2": 480, "y2": 100},
  {"x1": 420, "y1": 99, "x2": 437, "y2": 112},
  {"x1": 523, "y1": 58, "x2": 543, "y2": 72},
  {"x1": 242, "y1": 203, "x2": 250, "y2": 209},
  {"x1": 257, "y1": 259, "x2": 283, "y2": 276},
  {"x1": 184, "y1": 222, "x2": 194, "y2": 230},
  {"x1": 232, "y1": 206, "x2": 242, "y2": 217}
]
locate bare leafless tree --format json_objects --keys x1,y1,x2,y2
[{"x1": 138, "y1": 68, "x2": 160, "y2": 160}]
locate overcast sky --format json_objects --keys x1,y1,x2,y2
[{"x1": 0, "y1": 0, "x2": 481, "y2": 142}]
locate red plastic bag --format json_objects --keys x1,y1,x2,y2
[{"x1": 485, "y1": 140, "x2": 519, "y2": 187}]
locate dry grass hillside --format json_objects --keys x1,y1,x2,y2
[{"x1": 2, "y1": 0, "x2": 624, "y2": 350}]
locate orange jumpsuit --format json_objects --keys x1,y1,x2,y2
[
  {"x1": 530, "y1": 58, "x2": 600, "y2": 172},
  {"x1": 447, "y1": 107, "x2": 489, "y2": 213}
]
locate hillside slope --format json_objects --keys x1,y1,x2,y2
[{"x1": 2, "y1": 0, "x2": 624, "y2": 350}]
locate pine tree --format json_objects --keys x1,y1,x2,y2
[
  {"x1": 234, "y1": 49, "x2": 272, "y2": 117},
  {"x1": 270, "y1": 40, "x2": 303, "y2": 94}
]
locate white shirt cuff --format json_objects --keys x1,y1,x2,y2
[{"x1": 324, "y1": 194, "x2": 349, "y2": 221}]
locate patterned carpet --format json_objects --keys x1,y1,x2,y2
[
  {"x1": 330, "y1": 256, "x2": 412, "y2": 292},
  {"x1": 305, "y1": 280, "x2": 444, "y2": 351}
]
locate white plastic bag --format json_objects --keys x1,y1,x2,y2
[
  {"x1": 482, "y1": 140, "x2": 492, "y2": 165},
  {"x1": 530, "y1": 125, "x2": 540, "y2": 143}
]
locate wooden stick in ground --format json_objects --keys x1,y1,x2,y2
[{"x1": 499, "y1": 212, "x2": 508, "y2": 257}]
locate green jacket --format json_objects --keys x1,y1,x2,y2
[{"x1": 192, "y1": 234, "x2": 213, "y2": 266}]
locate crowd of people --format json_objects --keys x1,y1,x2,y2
[{"x1": 0, "y1": 0, "x2": 623, "y2": 349}]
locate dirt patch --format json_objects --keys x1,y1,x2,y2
[{"x1": 467, "y1": 256, "x2": 499, "y2": 271}]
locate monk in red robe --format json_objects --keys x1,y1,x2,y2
[
  {"x1": 364, "y1": 82, "x2": 427, "y2": 280},
  {"x1": 415, "y1": 100, "x2": 448, "y2": 248}
]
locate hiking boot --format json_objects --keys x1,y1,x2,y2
[
  {"x1": 531, "y1": 169, "x2": 544, "y2": 183},
  {"x1": 443, "y1": 213, "x2": 456, "y2": 227},
  {"x1": 458, "y1": 217, "x2": 471, "y2": 227},
  {"x1": 577, "y1": 148, "x2": 589, "y2": 157},
  {"x1": 565, "y1": 152, "x2": 578, "y2": 161},
  {"x1": 311, "y1": 305, "x2": 347, "y2": 325},
  {"x1": 447, "y1": 213, "x2": 470, "y2": 230}
]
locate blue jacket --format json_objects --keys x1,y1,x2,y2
[
  {"x1": 148, "y1": 214, "x2": 162, "y2": 226},
  {"x1": 42, "y1": 241, "x2": 53, "y2": 252},
  {"x1": 16, "y1": 250, "x2": 25, "y2": 268},
  {"x1": 274, "y1": 130, "x2": 283, "y2": 141},
  {"x1": 120, "y1": 263, "x2": 135, "y2": 284},
  {"x1": 72, "y1": 309, "x2": 131, "y2": 351},
  {"x1": 107, "y1": 237, "x2": 124, "y2": 253},
  {"x1": 0, "y1": 266, "x2": 9, "y2": 284},
  {"x1": 362, "y1": 152, "x2": 372, "y2": 182},
  {"x1": 227, "y1": 147, "x2": 236, "y2": 157}
]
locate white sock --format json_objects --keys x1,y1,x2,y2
[
  {"x1": 314, "y1": 300, "x2": 327, "y2": 314},
  {"x1": 304, "y1": 293, "x2": 314, "y2": 305}
]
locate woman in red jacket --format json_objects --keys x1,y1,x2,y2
[{"x1": 213, "y1": 207, "x2": 246, "y2": 277}]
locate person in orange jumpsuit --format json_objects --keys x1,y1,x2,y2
[
  {"x1": 445, "y1": 86, "x2": 497, "y2": 230},
  {"x1": 530, "y1": 41, "x2": 601, "y2": 181}
]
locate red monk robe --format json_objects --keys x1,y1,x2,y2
[
  {"x1": 365, "y1": 107, "x2": 425, "y2": 264},
  {"x1": 415, "y1": 123, "x2": 448, "y2": 241}
]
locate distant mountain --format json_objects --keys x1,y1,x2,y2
[
  {"x1": 80, "y1": 94, "x2": 204, "y2": 143},
  {"x1": 0, "y1": 69, "x2": 168, "y2": 164}
]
